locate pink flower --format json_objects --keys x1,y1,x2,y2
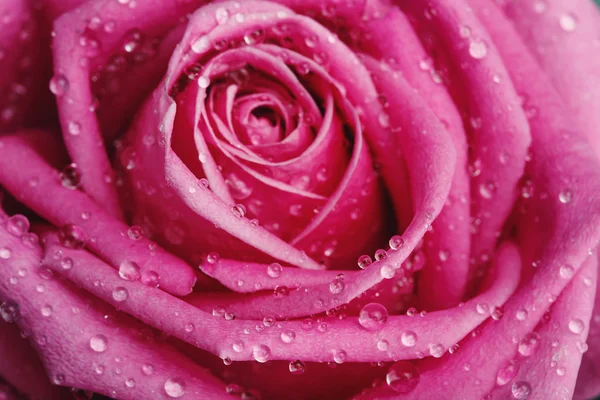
[{"x1": 0, "y1": 0, "x2": 599, "y2": 399}]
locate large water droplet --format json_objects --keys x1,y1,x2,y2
[
  {"x1": 389, "y1": 235, "x2": 405, "y2": 250},
  {"x1": 386, "y1": 361, "x2": 420, "y2": 393},
  {"x1": 329, "y1": 278, "x2": 344, "y2": 294},
  {"x1": 429, "y1": 343, "x2": 445, "y2": 358},
  {"x1": 511, "y1": 381, "x2": 532, "y2": 399},
  {"x1": 280, "y1": 330, "x2": 296, "y2": 344},
  {"x1": 559, "y1": 264, "x2": 574, "y2": 279},
  {"x1": 358, "y1": 303, "x2": 389, "y2": 331},
  {"x1": 141, "y1": 270, "x2": 159, "y2": 287},
  {"x1": 164, "y1": 378, "x2": 186, "y2": 398},
  {"x1": 0, "y1": 247, "x2": 11, "y2": 259},
  {"x1": 127, "y1": 226, "x2": 143, "y2": 240},
  {"x1": 380, "y1": 265, "x2": 395, "y2": 279},
  {"x1": 41, "y1": 304, "x2": 53, "y2": 317},
  {"x1": 252, "y1": 344, "x2": 271, "y2": 363},
  {"x1": 90, "y1": 334, "x2": 108, "y2": 352},
  {"x1": 119, "y1": 261, "x2": 141, "y2": 281}
]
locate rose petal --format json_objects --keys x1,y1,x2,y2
[
  {"x1": 0, "y1": 221, "x2": 229, "y2": 400},
  {"x1": 0, "y1": 131, "x2": 197, "y2": 296},
  {"x1": 42, "y1": 239, "x2": 519, "y2": 362},
  {"x1": 502, "y1": 0, "x2": 600, "y2": 158},
  {"x1": 0, "y1": 321, "x2": 66, "y2": 400}
]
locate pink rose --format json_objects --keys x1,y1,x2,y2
[{"x1": 0, "y1": 0, "x2": 599, "y2": 399}]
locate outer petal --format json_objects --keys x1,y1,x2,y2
[{"x1": 0, "y1": 219, "x2": 228, "y2": 399}]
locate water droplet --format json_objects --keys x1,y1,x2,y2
[
  {"x1": 60, "y1": 163, "x2": 82, "y2": 190},
  {"x1": 289, "y1": 360, "x2": 306, "y2": 374},
  {"x1": 215, "y1": 7, "x2": 230, "y2": 24},
  {"x1": 198, "y1": 75, "x2": 211, "y2": 89},
  {"x1": 358, "y1": 303, "x2": 389, "y2": 331},
  {"x1": 252, "y1": 344, "x2": 271, "y2": 363},
  {"x1": 374, "y1": 249, "x2": 388, "y2": 261},
  {"x1": 112, "y1": 287, "x2": 129, "y2": 302},
  {"x1": 329, "y1": 278, "x2": 344, "y2": 294},
  {"x1": 559, "y1": 13, "x2": 577, "y2": 32},
  {"x1": 386, "y1": 361, "x2": 420, "y2": 393},
  {"x1": 401, "y1": 331, "x2": 417, "y2": 347},
  {"x1": 267, "y1": 262, "x2": 282, "y2": 278},
  {"x1": 333, "y1": 349, "x2": 347, "y2": 364},
  {"x1": 476, "y1": 302, "x2": 489, "y2": 315},
  {"x1": 58, "y1": 224, "x2": 86, "y2": 249},
  {"x1": 491, "y1": 307, "x2": 504, "y2": 321},
  {"x1": 497, "y1": 360, "x2": 519, "y2": 386},
  {"x1": 6, "y1": 214, "x2": 30, "y2": 236},
  {"x1": 206, "y1": 252, "x2": 219, "y2": 264},
  {"x1": 127, "y1": 226, "x2": 143, "y2": 240},
  {"x1": 232, "y1": 340, "x2": 245, "y2": 352},
  {"x1": 164, "y1": 378, "x2": 186, "y2": 398},
  {"x1": 68, "y1": 121, "x2": 81, "y2": 136},
  {"x1": 357, "y1": 255, "x2": 372, "y2": 269},
  {"x1": 90, "y1": 334, "x2": 108, "y2": 352},
  {"x1": 479, "y1": 181, "x2": 496, "y2": 199},
  {"x1": 184, "y1": 323, "x2": 195, "y2": 333},
  {"x1": 556, "y1": 366, "x2": 566, "y2": 376},
  {"x1": 377, "y1": 339, "x2": 390, "y2": 351},
  {"x1": 518, "y1": 332, "x2": 540, "y2": 356},
  {"x1": 191, "y1": 36, "x2": 210, "y2": 53},
  {"x1": 119, "y1": 261, "x2": 141, "y2": 281},
  {"x1": 281, "y1": 330, "x2": 296, "y2": 344},
  {"x1": 469, "y1": 39, "x2": 488, "y2": 59},
  {"x1": 378, "y1": 112, "x2": 390, "y2": 128},
  {"x1": 558, "y1": 189, "x2": 572, "y2": 204},
  {"x1": 142, "y1": 364, "x2": 155, "y2": 376},
  {"x1": 559, "y1": 264, "x2": 574, "y2": 279},
  {"x1": 380, "y1": 265, "x2": 395, "y2": 279},
  {"x1": 125, "y1": 378, "x2": 136, "y2": 388},
  {"x1": 231, "y1": 204, "x2": 246, "y2": 218},
  {"x1": 49, "y1": 74, "x2": 69, "y2": 96},
  {"x1": 141, "y1": 270, "x2": 159, "y2": 287},
  {"x1": 511, "y1": 381, "x2": 532, "y2": 399},
  {"x1": 568, "y1": 318, "x2": 585, "y2": 334},
  {"x1": 429, "y1": 343, "x2": 445, "y2": 358},
  {"x1": 0, "y1": 300, "x2": 20, "y2": 323},
  {"x1": 53, "y1": 373, "x2": 65, "y2": 385},
  {"x1": 41, "y1": 304, "x2": 53, "y2": 317},
  {"x1": 0, "y1": 247, "x2": 11, "y2": 259},
  {"x1": 389, "y1": 235, "x2": 405, "y2": 250}
]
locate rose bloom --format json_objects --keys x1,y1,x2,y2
[{"x1": 0, "y1": 0, "x2": 599, "y2": 399}]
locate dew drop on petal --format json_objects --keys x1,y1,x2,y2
[
  {"x1": 68, "y1": 121, "x2": 81, "y2": 136},
  {"x1": 41, "y1": 304, "x2": 53, "y2": 317},
  {"x1": 141, "y1": 270, "x2": 159, "y2": 287},
  {"x1": 0, "y1": 247, "x2": 11, "y2": 259},
  {"x1": 386, "y1": 361, "x2": 420, "y2": 393},
  {"x1": 357, "y1": 255, "x2": 372, "y2": 269},
  {"x1": 0, "y1": 300, "x2": 20, "y2": 323},
  {"x1": 333, "y1": 349, "x2": 347, "y2": 364},
  {"x1": 329, "y1": 278, "x2": 344, "y2": 295},
  {"x1": 252, "y1": 344, "x2": 271, "y2": 363},
  {"x1": 90, "y1": 334, "x2": 108, "y2": 352},
  {"x1": 127, "y1": 226, "x2": 143, "y2": 240},
  {"x1": 469, "y1": 39, "x2": 488, "y2": 59},
  {"x1": 49, "y1": 74, "x2": 69, "y2": 96},
  {"x1": 112, "y1": 287, "x2": 129, "y2": 302},
  {"x1": 518, "y1": 332, "x2": 540, "y2": 356},
  {"x1": 267, "y1": 262, "x2": 282, "y2": 278},
  {"x1": 511, "y1": 381, "x2": 532, "y2": 399},
  {"x1": 429, "y1": 343, "x2": 445, "y2": 358},
  {"x1": 380, "y1": 265, "x2": 395, "y2": 279},
  {"x1": 559, "y1": 264, "x2": 574, "y2": 279},
  {"x1": 289, "y1": 360, "x2": 306, "y2": 375},
  {"x1": 568, "y1": 318, "x2": 585, "y2": 334},
  {"x1": 142, "y1": 364, "x2": 155, "y2": 376},
  {"x1": 558, "y1": 189, "x2": 573, "y2": 204},
  {"x1": 559, "y1": 13, "x2": 577, "y2": 32},
  {"x1": 58, "y1": 224, "x2": 86, "y2": 249},
  {"x1": 358, "y1": 303, "x2": 389, "y2": 331},
  {"x1": 119, "y1": 261, "x2": 141, "y2": 281},
  {"x1": 377, "y1": 339, "x2": 389, "y2": 351},
  {"x1": 496, "y1": 360, "x2": 519, "y2": 386},
  {"x1": 280, "y1": 330, "x2": 296, "y2": 344},
  {"x1": 164, "y1": 378, "x2": 186, "y2": 398},
  {"x1": 389, "y1": 235, "x2": 405, "y2": 250},
  {"x1": 60, "y1": 163, "x2": 82, "y2": 190},
  {"x1": 206, "y1": 252, "x2": 219, "y2": 264},
  {"x1": 401, "y1": 331, "x2": 417, "y2": 347},
  {"x1": 6, "y1": 214, "x2": 30, "y2": 237}
]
